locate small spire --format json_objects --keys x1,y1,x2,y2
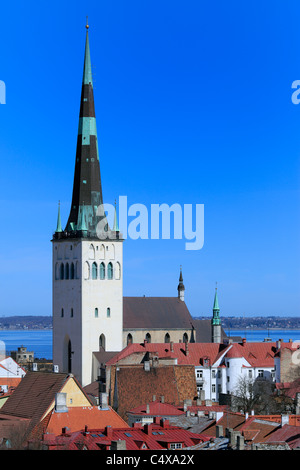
[
  {"x1": 55, "y1": 201, "x2": 62, "y2": 233},
  {"x1": 177, "y1": 265, "x2": 185, "y2": 301},
  {"x1": 113, "y1": 199, "x2": 119, "y2": 232},
  {"x1": 213, "y1": 283, "x2": 219, "y2": 311}
]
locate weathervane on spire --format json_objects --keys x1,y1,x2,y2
[{"x1": 86, "y1": 16, "x2": 89, "y2": 30}]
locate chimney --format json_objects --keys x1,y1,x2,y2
[
  {"x1": 170, "y1": 341, "x2": 174, "y2": 352},
  {"x1": 55, "y1": 393, "x2": 68, "y2": 413},
  {"x1": 105, "y1": 425, "x2": 113, "y2": 438},
  {"x1": 236, "y1": 434, "x2": 244, "y2": 451},
  {"x1": 185, "y1": 342, "x2": 189, "y2": 356},
  {"x1": 216, "y1": 425, "x2": 223, "y2": 438},
  {"x1": 144, "y1": 423, "x2": 153, "y2": 435},
  {"x1": 281, "y1": 414, "x2": 289, "y2": 427},
  {"x1": 152, "y1": 394, "x2": 156, "y2": 402},
  {"x1": 242, "y1": 338, "x2": 246, "y2": 346},
  {"x1": 99, "y1": 392, "x2": 109, "y2": 410},
  {"x1": 146, "y1": 403, "x2": 150, "y2": 414},
  {"x1": 160, "y1": 418, "x2": 169, "y2": 428},
  {"x1": 111, "y1": 440, "x2": 126, "y2": 450},
  {"x1": 161, "y1": 396, "x2": 164, "y2": 403}
]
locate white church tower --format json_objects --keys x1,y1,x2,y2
[{"x1": 52, "y1": 24, "x2": 123, "y2": 387}]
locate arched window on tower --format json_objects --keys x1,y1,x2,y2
[
  {"x1": 99, "y1": 334, "x2": 106, "y2": 351},
  {"x1": 127, "y1": 333, "x2": 133, "y2": 346},
  {"x1": 92, "y1": 262, "x2": 98, "y2": 280},
  {"x1": 183, "y1": 333, "x2": 188, "y2": 343},
  {"x1": 115, "y1": 262, "x2": 121, "y2": 280},
  {"x1": 99, "y1": 244, "x2": 105, "y2": 259},
  {"x1": 108, "y1": 262, "x2": 113, "y2": 280},
  {"x1": 145, "y1": 333, "x2": 151, "y2": 343},
  {"x1": 65, "y1": 263, "x2": 69, "y2": 280},
  {"x1": 70, "y1": 263, "x2": 75, "y2": 279},
  {"x1": 60, "y1": 263, "x2": 64, "y2": 280},
  {"x1": 164, "y1": 333, "x2": 170, "y2": 343},
  {"x1": 100, "y1": 262, "x2": 105, "y2": 280}
]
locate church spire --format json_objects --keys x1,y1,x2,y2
[
  {"x1": 177, "y1": 265, "x2": 185, "y2": 301},
  {"x1": 61, "y1": 22, "x2": 105, "y2": 239},
  {"x1": 211, "y1": 284, "x2": 222, "y2": 343}
]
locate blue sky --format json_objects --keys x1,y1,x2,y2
[{"x1": 0, "y1": 0, "x2": 299, "y2": 318}]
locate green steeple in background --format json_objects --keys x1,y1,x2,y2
[{"x1": 212, "y1": 286, "x2": 221, "y2": 326}]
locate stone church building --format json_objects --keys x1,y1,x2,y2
[{"x1": 52, "y1": 24, "x2": 226, "y2": 387}]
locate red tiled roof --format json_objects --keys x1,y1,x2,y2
[
  {"x1": 0, "y1": 372, "x2": 93, "y2": 436},
  {"x1": 276, "y1": 378, "x2": 300, "y2": 399},
  {"x1": 128, "y1": 400, "x2": 228, "y2": 417},
  {"x1": 265, "y1": 424, "x2": 300, "y2": 449},
  {"x1": 106, "y1": 340, "x2": 281, "y2": 368},
  {"x1": 106, "y1": 342, "x2": 229, "y2": 366},
  {"x1": 42, "y1": 420, "x2": 210, "y2": 450},
  {"x1": 45, "y1": 406, "x2": 129, "y2": 436}
]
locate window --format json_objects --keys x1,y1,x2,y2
[
  {"x1": 92, "y1": 262, "x2": 98, "y2": 280},
  {"x1": 258, "y1": 370, "x2": 264, "y2": 378},
  {"x1": 107, "y1": 307, "x2": 110, "y2": 318},
  {"x1": 99, "y1": 334, "x2": 106, "y2": 350},
  {"x1": 100, "y1": 262, "x2": 105, "y2": 280},
  {"x1": 95, "y1": 308, "x2": 98, "y2": 318},
  {"x1": 164, "y1": 333, "x2": 170, "y2": 343},
  {"x1": 115, "y1": 262, "x2": 121, "y2": 280},
  {"x1": 65, "y1": 263, "x2": 69, "y2": 279},
  {"x1": 170, "y1": 443, "x2": 182, "y2": 449},
  {"x1": 212, "y1": 384, "x2": 216, "y2": 393},
  {"x1": 212, "y1": 369, "x2": 216, "y2": 379},
  {"x1": 249, "y1": 369, "x2": 253, "y2": 378},
  {"x1": 61, "y1": 308, "x2": 64, "y2": 318},
  {"x1": 127, "y1": 334, "x2": 133, "y2": 345},
  {"x1": 60, "y1": 263, "x2": 64, "y2": 280},
  {"x1": 145, "y1": 333, "x2": 151, "y2": 343},
  {"x1": 71, "y1": 308, "x2": 74, "y2": 318},
  {"x1": 196, "y1": 370, "x2": 203, "y2": 379},
  {"x1": 70, "y1": 263, "x2": 75, "y2": 279},
  {"x1": 108, "y1": 262, "x2": 113, "y2": 280},
  {"x1": 183, "y1": 333, "x2": 188, "y2": 343}
]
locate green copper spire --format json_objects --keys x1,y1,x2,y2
[
  {"x1": 55, "y1": 201, "x2": 62, "y2": 233},
  {"x1": 83, "y1": 21, "x2": 93, "y2": 86},
  {"x1": 212, "y1": 285, "x2": 221, "y2": 326}
]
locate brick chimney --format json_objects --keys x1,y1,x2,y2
[
  {"x1": 185, "y1": 342, "x2": 189, "y2": 356},
  {"x1": 144, "y1": 423, "x2": 153, "y2": 435},
  {"x1": 105, "y1": 425, "x2": 113, "y2": 438},
  {"x1": 170, "y1": 341, "x2": 174, "y2": 352}
]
